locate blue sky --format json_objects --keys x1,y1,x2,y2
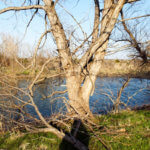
[{"x1": 0, "y1": 0, "x2": 150, "y2": 58}]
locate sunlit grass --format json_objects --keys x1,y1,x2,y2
[
  {"x1": 93, "y1": 110, "x2": 150, "y2": 150},
  {"x1": 0, "y1": 110, "x2": 150, "y2": 150}
]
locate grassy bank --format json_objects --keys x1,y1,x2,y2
[
  {"x1": 1, "y1": 59, "x2": 150, "y2": 80},
  {"x1": 98, "y1": 59, "x2": 150, "y2": 79},
  {"x1": 0, "y1": 110, "x2": 150, "y2": 150}
]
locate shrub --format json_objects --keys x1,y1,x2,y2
[{"x1": 115, "y1": 59, "x2": 120, "y2": 63}]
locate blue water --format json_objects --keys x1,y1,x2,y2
[
  {"x1": 91, "y1": 78, "x2": 150, "y2": 114},
  {"x1": 18, "y1": 77, "x2": 150, "y2": 117}
]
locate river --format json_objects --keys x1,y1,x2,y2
[{"x1": 17, "y1": 77, "x2": 150, "y2": 117}]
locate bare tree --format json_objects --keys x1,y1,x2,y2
[
  {"x1": 120, "y1": 10, "x2": 149, "y2": 62},
  {"x1": 108, "y1": 2, "x2": 150, "y2": 63},
  {"x1": 0, "y1": 0, "x2": 143, "y2": 116},
  {"x1": 0, "y1": 34, "x2": 19, "y2": 67},
  {"x1": 1, "y1": 0, "x2": 149, "y2": 148}
]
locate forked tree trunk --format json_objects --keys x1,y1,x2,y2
[
  {"x1": 66, "y1": 74, "x2": 91, "y2": 115},
  {"x1": 43, "y1": 0, "x2": 126, "y2": 116}
]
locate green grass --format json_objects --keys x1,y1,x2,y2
[
  {"x1": 94, "y1": 110, "x2": 150, "y2": 150},
  {"x1": 21, "y1": 70, "x2": 30, "y2": 75},
  {"x1": 0, "y1": 110, "x2": 150, "y2": 150},
  {"x1": 0, "y1": 132, "x2": 61, "y2": 150}
]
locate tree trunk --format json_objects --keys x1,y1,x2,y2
[
  {"x1": 43, "y1": 0, "x2": 126, "y2": 117},
  {"x1": 66, "y1": 67, "x2": 92, "y2": 116}
]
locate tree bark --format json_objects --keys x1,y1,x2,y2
[
  {"x1": 43, "y1": 0, "x2": 126, "y2": 116},
  {"x1": 79, "y1": 0, "x2": 126, "y2": 114},
  {"x1": 43, "y1": 0, "x2": 72, "y2": 68},
  {"x1": 43, "y1": 0, "x2": 89, "y2": 115}
]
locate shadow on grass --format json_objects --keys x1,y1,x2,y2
[{"x1": 59, "y1": 118, "x2": 90, "y2": 150}]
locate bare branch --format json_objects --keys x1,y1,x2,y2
[
  {"x1": 58, "y1": 3, "x2": 87, "y2": 40},
  {"x1": 27, "y1": 9, "x2": 38, "y2": 28},
  {"x1": 127, "y1": 0, "x2": 140, "y2": 3},
  {"x1": 118, "y1": 14, "x2": 150, "y2": 23},
  {"x1": 0, "y1": 5, "x2": 44, "y2": 14},
  {"x1": 29, "y1": 127, "x2": 88, "y2": 150},
  {"x1": 32, "y1": 29, "x2": 52, "y2": 68},
  {"x1": 29, "y1": 58, "x2": 51, "y2": 96},
  {"x1": 92, "y1": 0, "x2": 100, "y2": 44},
  {"x1": 72, "y1": 32, "x2": 93, "y2": 55},
  {"x1": 121, "y1": 10, "x2": 148, "y2": 62},
  {"x1": 115, "y1": 78, "x2": 130, "y2": 113},
  {"x1": 43, "y1": 0, "x2": 72, "y2": 67},
  {"x1": 80, "y1": 0, "x2": 126, "y2": 68},
  {"x1": 42, "y1": 90, "x2": 67, "y2": 99}
]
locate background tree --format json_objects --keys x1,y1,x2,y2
[
  {"x1": 108, "y1": 1, "x2": 150, "y2": 62},
  {"x1": 0, "y1": 34, "x2": 19, "y2": 67}
]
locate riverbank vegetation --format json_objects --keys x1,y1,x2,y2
[{"x1": 0, "y1": 55, "x2": 150, "y2": 79}]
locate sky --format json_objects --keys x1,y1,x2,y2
[{"x1": 0, "y1": 0, "x2": 150, "y2": 59}]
